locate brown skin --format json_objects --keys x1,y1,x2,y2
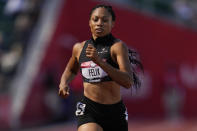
[{"x1": 59, "y1": 7, "x2": 133, "y2": 131}]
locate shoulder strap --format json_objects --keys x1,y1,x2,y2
[{"x1": 79, "y1": 40, "x2": 90, "y2": 63}]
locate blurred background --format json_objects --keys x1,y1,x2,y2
[{"x1": 0, "y1": 0, "x2": 197, "y2": 130}]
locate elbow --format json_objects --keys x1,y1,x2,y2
[
  {"x1": 124, "y1": 81, "x2": 132, "y2": 89},
  {"x1": 124, "y1": 82, "x2": 132, "y2": 89},
  {"x1": 123, "y1": 75, "x2": 133, "y2": 89}
]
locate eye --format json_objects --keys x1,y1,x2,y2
[
  {"x1": 103, "y1": 18, "x2": 108, "y2": 22},
  {"x1": 92, "y1": 17, "x2": 98, "y2": 22}
]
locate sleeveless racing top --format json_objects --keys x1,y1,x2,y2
[{"x1": 79, "y1": 33, "x2": 119, "y2": 83}]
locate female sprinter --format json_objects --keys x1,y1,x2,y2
[{"x1": 59, "y1": 4, "x2": 143, "y2": 131}]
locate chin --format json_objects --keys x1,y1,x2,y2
[{"x1": 95, "y1": 33, "x2": 107, "y2": 37}]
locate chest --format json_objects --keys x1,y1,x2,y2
[
  {"x1": 97, "y1": 45, "x2": 111, "y2": 59},
  {"x1": 80, "y1": 44, "x2": 113, "y2": 62}
]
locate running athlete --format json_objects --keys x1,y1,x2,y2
[{"x1": 59, "y1": 4, "x2": 142, "y2": 131}]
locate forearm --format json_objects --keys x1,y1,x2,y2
[
  {"x1": 60, "y1": 67, "x2": 76, "y2": 87},
  {"x1": 95, "y1": 58, "x2": 133, "y2": 89},
  {"x1": 86, "y1": 43, "x2": 133, "y2": 88},
  {"x1": 59, "y1": 67, "x2": 75, "y2": 98}
]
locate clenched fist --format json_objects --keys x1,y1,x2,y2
[
  {"x1": 59, "y1": 84, "x2": 70, "y2": 98},
  {"x1": 86, "y1": 44, "x2": 100, "y2": 63}
]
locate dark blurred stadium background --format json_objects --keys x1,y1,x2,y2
[{"x1": 0, "y1": 0, "x2": 197, "y2": 130}]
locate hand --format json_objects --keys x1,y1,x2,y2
[
  {"x1": 59, "y1": 84, "x2": 70, "y2": 98},
  {"x1": 86, "y1": 44, "x2": 99, "y2": 63}
]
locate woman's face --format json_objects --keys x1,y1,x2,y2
[{"x1": 89, "y1": 7, "x2": 114, "y2": 38}]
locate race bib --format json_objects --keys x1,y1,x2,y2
[{"x1": 81, "y1": 61, "x2": 107, "y2": 80}]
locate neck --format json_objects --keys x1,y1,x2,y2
[
  {"x1": 92, "y1": 35, "x2": 97, "y2": 41},
  {"x1": 92, "y1": 33, "x2": 111, "y2": 40},
  {"x1": 91, "y1": 33, "x2": 115, "y2": 45}
]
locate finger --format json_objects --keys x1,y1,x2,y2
[
  {"x1": 87, "y1": 44, "x2": 93, "y2": 47},
  {"x1": 86, "y1": 54, "x2": 92, "y2": 58},
  {"x1": 86, "y1": 51, "x2": 92, "y2": 56},
  {"x1": 65, "y1": 87, "x2": 69, "y2": 93},
  {"x1": 58, "y1": 89, "x2": 61, "y2": 95},
  {"x1": 63, "y1": 89, "x2": 69, "y2": 95},
  {"x1": 86, "y1": 48, "x2": 96, "y2": 53},
  {"x1": 63, "y1": 90, "x2": 66, "y2": 96},
  {"x1": 86, "y1": 49, "x2": 92, "y2": 53},
  {"x1": 87, "y1": 44, "x2": 94, "y2": 49},
  {"x1": 86, "y1": 50, "x2": 91, "y2": 54},
  {"x1": 59, "y1": 89, "x2": 64, "y2": 96},
  {"x1": 66, "y1": 91, "x2": 70, "y2": 95},
  {"x1": 86, "y1": 47, "x2": 93, "y2": 51},
  {"x1": 59, "y1": 91, "x2": 63, "y2": 97},
  {"x1": 62, "y1": 92, "x2": 69, "y2": 98}
]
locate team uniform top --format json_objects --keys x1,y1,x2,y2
[{"x1": 79, "y1": 34, "x2": 119, "y2": 83}]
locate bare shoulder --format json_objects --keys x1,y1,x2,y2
[
  {"x1": 111, "y1": 40, "x2": 128, "y2": 53},
  {"x1": 72, "y1": 41, "x2": 86, "y2": 59},
  {"x1": 73, "y1": 41, "x2": 85, "y2": 51}
]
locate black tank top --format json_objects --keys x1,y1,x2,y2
[{"x1": 79, "y1": 34, "x2": 119, "y2": 83}]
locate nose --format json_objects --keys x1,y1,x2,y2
[{"x1": 97, "y1": 19, "x2": 104, "y2": 26}]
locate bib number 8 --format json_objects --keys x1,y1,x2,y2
[{"x1": 75, "y1": 102, "x2": 86, "y2": 116}]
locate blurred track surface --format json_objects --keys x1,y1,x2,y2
[{"x1": 22, "y1": 120, "x2": 197, "y2": 131}]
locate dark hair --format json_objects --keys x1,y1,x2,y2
[
  {"x1": 128, "y1": 48, "x2": 144, "y2": 90},
  {"x1": 89, "y1": 4, "x2": 116, "y2": 21}
]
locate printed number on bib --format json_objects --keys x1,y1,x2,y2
[{"x1": 75, "y1": 102, "x2": 86, "y2": 116}]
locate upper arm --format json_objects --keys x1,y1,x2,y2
[
  {"x1": 66, "y1": 43, "x2": 82, "y2": 74},
  {"x1": 111, "y1": 42, "x2": 132, "y2": 75}
]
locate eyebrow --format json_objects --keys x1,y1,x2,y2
[{"x1": 92, "y1": 15, "x2": 109, "y2": 19}]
